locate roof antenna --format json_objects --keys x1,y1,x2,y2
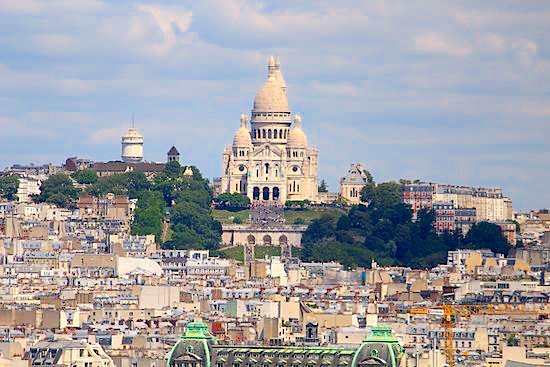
[{"x1": 132, "y1": 113, "x2": 135, "y2": 128}]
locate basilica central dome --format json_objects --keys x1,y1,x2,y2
[{"x1": 252, "y1": 56, "x2": 289, "y2": 113}]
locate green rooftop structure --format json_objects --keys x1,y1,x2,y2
[{"x1": 166, "y1": 323, "x2": 405, "y2": 367}]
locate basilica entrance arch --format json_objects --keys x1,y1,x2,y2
[
  {"x1": 272, "y1": 187, "x2": 280, "y2": 201},
  {"x1": 247, "y1": 235, "x2": 256, "y2": 245},
  {"x1": 279, "y1": 235, "x2": 288, "y2": 246},
  {"x1": 253, "y1": 187, "x2": 260, "y2": 200},
  {"x1": 262, "y1": 187, "x2": 270, "y2": 201},
  {"x1": 263, "y1": 235, "x2": 272, "y2": 245}
]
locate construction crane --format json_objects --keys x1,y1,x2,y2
[{"x1": 407, "y1": 304, "x2": 548, "y2": 367}]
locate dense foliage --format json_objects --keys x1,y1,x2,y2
[
  {"x1": 131, "y1": 191, "x2": 164, "y2": 240},
  {"x1": 318, "y1": 180, "x2": 328, "y2": 193},
  {"x1": 86, "y1": 172, "x2": 150, "y2": 199},
  {"x1": 0, "y1": 175, "x2": 19, "y2": 201},
  {"x1": 34, "y1": 174, "x2": 79, "y2": 208},
  {"x1": 285, "y1": 200, "x2": 311, "y2": 208},
  {"x1": 70, "y1": 169, "x2": 98, "y2": 185},
  {"x1": 35, "y1": 165, "x2": 221, "y2": 249},
  {"x1": 301, "y1": 179, "x2": 512, "y2": 269},
  {"x1": 214, "y1": 193, "x2": 251, "y2": 210},
  {"x1": 159, "y1": 166, "x2": 221, "y2": 250}
]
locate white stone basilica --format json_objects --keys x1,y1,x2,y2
[{"x1": 221, "y1": 56, "x2": 318, "y2": 203}]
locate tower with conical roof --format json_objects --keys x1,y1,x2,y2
[{"x1": 221, "y1": 56, "x2": 319, "y2": 204}]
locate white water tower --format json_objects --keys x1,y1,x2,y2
[{"x1": 121, "y1": 126, "x2": 144, "y2": 163}]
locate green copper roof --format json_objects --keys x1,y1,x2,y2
[
  {"x1": 182, "y1": 321, "x2": 216, "y2": 341},
  {"x1": 364, "y1": 325, "x2": 399, "y2": 343}
]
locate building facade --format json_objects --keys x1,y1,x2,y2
[
  {"x1": 432, "y1": 184, "x2": 510, "y2": 222},
  {"x1": 401, "y1": 182, "x2": 433, "y2": 219},
  {"x1": 339, "y1": 163, "x2": 369, "y2": 205},
  {"x1": 402, "y1": 182, "x2": 513, "y2": 223},
  {"x1": 166, "y1": 322, "x2": 404, "y2": 367},
  {"x1": 433, "y1": 202, "x2": 476, "y2": 234},
  {"x1": 221, "y1": 57, "x2": 318, "y2": 204}
]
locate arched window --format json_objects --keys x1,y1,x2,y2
[
  {"x1": 265, "y1": 163, "x2": 269, "y2": 175},
  {"x1": 273, "y1": 187, "x2": 280, "y2": 201},
  {"x1": 262, "y1": 129, "x2": 266, "y2": 138},
  {"x1": 247, "y1": 235, "x2": 256, "y2": 245},
  {"x1": 263, "y1": 235, "x2": 272, "y2": 245},
  {"x1": 274, "y1": 129, "x2": 278, "y2": 139},
  {"x1": 253, "y1": 187, "x2": 260, "y2": 200},
  {"x1": 253, "y1": 130, "x2": 257, "y2": 139},
  {"x1": 262, "y1": 187, "x2": 270, "y2": 201},
  {"x1": 268, "y1": 129, "x2": 272, "y2": 139}
]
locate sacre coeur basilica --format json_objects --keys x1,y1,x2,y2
[{"x1": 220, "y1": 56, "x2": 319, "y2": 204}]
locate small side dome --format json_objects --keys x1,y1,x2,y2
[
  {"x1": 233, "y1": 114, "x2": 252, "y2": 146},
  {"x1": 287, "y1": 114, "x2": 308, "y2": 148}
]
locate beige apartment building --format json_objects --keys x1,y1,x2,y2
[
  {"x1": 432, "y1": 184, "x2": 512, "y2": 222},
  {"x1": 27, "y1": 339, "x2": 115, "y2": 367}
]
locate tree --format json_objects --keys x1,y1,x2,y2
[
  {"x1": 132, "y1": 191, "x2": 164, "y2": 240},
  {"x1": 464, "y1": 221, "x2": 510, "y2": 255},
  {"x1": 167, "y1": 201, "x2": 221, "y2": 250},
  {"x1": 164, "y1": 160, "x2": 182, "y2": 177},
  {"x1": 214, "y1": 193, "x2": 250, "y2": 210},
  {"x1": 318, "y1": 179, "x2": 328, "y2": 193},
  {"x1": 0, "y1": 175, "x2": 19, "y2": 201},
  {"x1": 300, "y1": 173, "x2": 510, "y2": 269},
  {"x1": 34, "y1": 174, "x2": 80, "y2": 208},
  {"x1": 360, "y1": 183, "x2": 376, "y2": 203},
  {"x1": 71, "y1": 169, "x2": 98, "y2": 185},
  {"x1": 126, "y1": 172, "x2": 149, "y2": 199},
  {"x1": 364, "y1": 170, "x2": 374, "y2": 184}
]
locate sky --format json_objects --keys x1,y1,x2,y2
[{"x1": 0, "y1": 0, "x2": 548, "y2": 210}]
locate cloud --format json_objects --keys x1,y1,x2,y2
[
  {"x1": 132, "y1": 5, "x2": 193, "y2": 56},
  {"x1": 476, "y1": 33, "x2": 507, "y2": 54},
  {"x1": 415, "y1": 33, "x2": 472, "y2": 57},
  {"x1": 512, "y1": 39, "x2": 538, "y2": 63},
  {"x1": 88, "y1": 126, "x2": 127, "y2": 145},
  {"x1": 0, "y1": 0, "x2": 549, "y2": 209}
]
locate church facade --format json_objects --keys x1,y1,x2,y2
[{"x1": 221, "y1": 57, "x2": 318, "y2": 203}]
